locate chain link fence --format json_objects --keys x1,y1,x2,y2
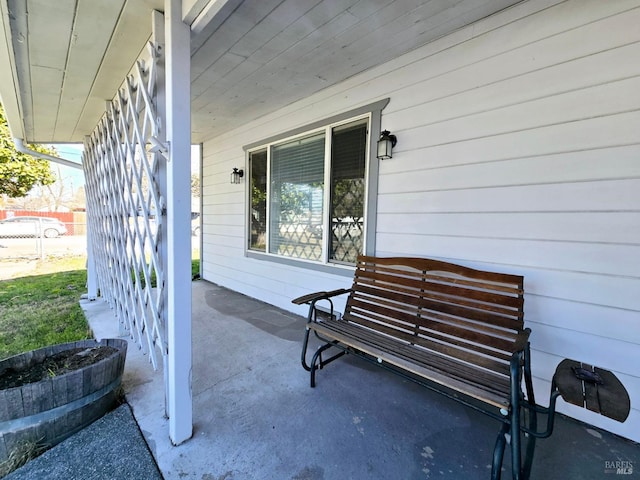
[
  {"x1": 0, "y1": 211, "x2": 201, "y2": 281},
  {"x1": 0, "y1": 212, "x2": 85, "y2": 280}
]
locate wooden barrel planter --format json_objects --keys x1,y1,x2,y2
[{"x1": 0, "y1": 338, "x2": 127, "y2": 462}]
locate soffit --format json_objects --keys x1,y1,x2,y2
[
  {"x1": 0, "y1": 0, "x2": 522, "y2": 144},
  {"x1": 0, "y1": 0, "x2": 163, "y2": 143},
  {"x1": 189, "y1": 0, "x2": 523, "y2": 143}
]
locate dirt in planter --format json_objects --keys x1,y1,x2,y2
[{"x1": 0, "y1": 346, "x2": 118, "y2": 390}]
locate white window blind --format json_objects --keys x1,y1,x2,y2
[{"x1": 269, "y1": 133, "x2": 325, "y2": 260}]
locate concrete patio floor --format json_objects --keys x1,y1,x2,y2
[{"x1": 83, "y1": 280, "x2": 639, "y2": 480}]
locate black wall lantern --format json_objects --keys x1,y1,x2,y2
[
  {"x1": 231, "y1": 168, "x2": 244, "y2": 184},
  {"x1": 376, "y1": 130, "x2": 397, "y2": 160}
]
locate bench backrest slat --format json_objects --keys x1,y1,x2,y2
[
  {"x1": 344, "y1": 256, "x2": 525, "y2": 375},
  {"x1": 354, "y1": 283, "x2": 522, "y2": 332},
  {"x1": 357, "y1": 269, "x2": 523, "y2": 310},
  {"x1": 348, "y1": 303, "x2": 513, "y2": 367},
  {"x1": 349, "y1": 295, "x2": 517, "y2": 354},
  {"x1": 352, "y1": 316, "x2": 512, "y2": 381}
]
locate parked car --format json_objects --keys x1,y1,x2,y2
[{"x1": 0, "y1": 216, "x2": 68, "y2": 238}]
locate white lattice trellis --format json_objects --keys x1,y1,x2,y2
[{"x1": 83, "y1": 43, "x2": 167, "y2": 369}]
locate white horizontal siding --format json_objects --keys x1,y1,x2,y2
[
  {"x1": 524, "y1": 270, "x2": 639, "y2": 311},
  {"x1": 391, "y1": 77, "x2": 640, "y2": 147},
  {"x1": 379, "y1": 145, "x2": 640, "y2": 192},
  {"x1": 201, "y1": 0, "x2": 640, "y2": 442},
  {"x1": 378, "y1": 212, "x2": 640, "y2": 244},
  {"x1": 378, "y1": 179, "x2": 638, "y2": 213},
  {"x1": 375, "y1": 238, "x2": 638, "y2": 278}
]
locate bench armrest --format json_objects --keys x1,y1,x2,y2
[
  {"x1": 513, "y1": 328, "x2": 531, "y2": 353},
  {"x1": 292, "y1": 288, "x2": 351, "y2": 305}
]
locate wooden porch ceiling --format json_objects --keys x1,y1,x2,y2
[{"x1": 0, "y1": 0, "x2": 522, "y2": 144}]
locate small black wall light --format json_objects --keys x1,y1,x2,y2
[
  {"x1": 231, "y1": 168, "x2": 244, "y2": 184},
  {"x1": 376, "y1": 130, "x2": 397, "y2": 160}
]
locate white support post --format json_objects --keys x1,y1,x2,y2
[
  {"x1": 82, "y1": 135, "x2": 98, "y2": 302},
  {"x1": 86, "y1": 228, "x2": 98, "y2": 301},
  {"x1": 152, "y1": 7, "x2": 171, "y2": 423},
  {"x1": 164, "y1": 0, "x2": 193, "y2": 445},
  {"x1": 85, "y1": 137, "x2": 99, "y2": 302}
]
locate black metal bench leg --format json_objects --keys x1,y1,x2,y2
[
  {"x1": 309, "y1": 342, "x2": 338, "y2": 388},
  {"x1": 511, "y1": 403, "x2": 523, "y2": 479},
  {"x1": 510, "y1": 354, "x2": 523, "y2": 480},
  {"x1": 301, "y1": 327, "x2": 313, "y2": 372},
  {"x1": 491, "y1": 422, "x2": 510, "y2": 480},
  {"x1": 522, "y1": 412, "x2": 537, "y2": 479},
  {"x1": 300, "y1": 299, "x2": 320, "y2": 373},
  {"x1": 522, "y1": 343, "x2": 537, "y2": 477}
]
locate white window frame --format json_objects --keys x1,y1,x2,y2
[{"x1": 243, "y1": 99, "x2": 389, "y2": 276}]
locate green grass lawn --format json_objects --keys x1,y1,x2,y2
[
  {"x1": 0, "y1": 255, "x2": 201, "y2": 476},
  {"x1": 1, "y1": 257, "x2": 202, "y2": 361},
  {"x1": 0, "y1": 256, "x2": 92, "y2": 360}
]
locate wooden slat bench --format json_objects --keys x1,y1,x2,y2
[{"x1": 293, "y1": 255, "x2": 536, "y2": 480}]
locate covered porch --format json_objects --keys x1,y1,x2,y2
[
  {"x1": 1, "y1": 0, "x2": 638, "y2": 469},
  {"x1": 81, "y1": 280, "x2": 637, "y2": 479}
]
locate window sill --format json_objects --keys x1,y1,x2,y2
[{"x1": 246, "y1": 250, "x2": 355, "y2": 278}]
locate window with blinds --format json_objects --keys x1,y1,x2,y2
[
  {"x1": 248, "y1": 116, "x2": 369, "y2": 265},
  {"x1": 270, "y1": 132, "x2": 325, "y2": 260}
]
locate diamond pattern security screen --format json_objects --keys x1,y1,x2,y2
[
  {"x1": 269, "y1": 133, "x2": 325, "y2": 261},
  {"x1": 249, "y1": 117, "x2": 368, "y2": 265},
  {"x1": 330, "y1": 120, "x2": 367, "y2": 264},
  {"x1": 83, "y1": 48, "x2": 167, "y2": 370}
]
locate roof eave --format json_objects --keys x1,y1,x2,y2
[{"x1": 0, "y1": 0, "x2": 25, "y2": 140}]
